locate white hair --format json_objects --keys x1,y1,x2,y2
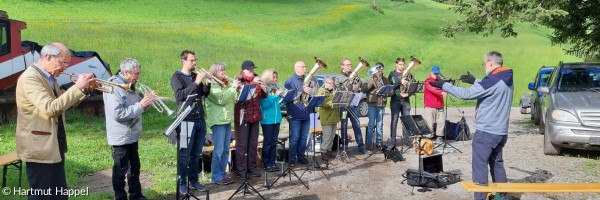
[
  {"x1": 40, "y1": 43, "x2": 63, "y2": 58},
  {"x1": 119, "y1": 58, "x2": 141, "y2": 73}
]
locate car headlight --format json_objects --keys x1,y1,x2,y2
[{"x1": 551, "y1": 110, "x2": 578, "y2": 122}]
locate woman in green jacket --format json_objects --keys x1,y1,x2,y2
[
  {"x1": 206, "y1": 62, "x2": 240, "y2": 185},
  {"x1": 317, "y1": 76, "x2": 340, "y2": 161}
]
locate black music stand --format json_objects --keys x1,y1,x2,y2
[
  {"x1": 399, "y1": 115, "x2": 436, "y2": 194},
  {"x1": 331, "y1": 92, "x2": 358, "y2": 163},
  {"x1": 434, "y1": 85, "x2": 463, "y2": 153},
  {"x1": 164, "y1": 95, "x2": 209, "y2": 200},
  {"x1": 299, "y1": 95, "x2": 329, "y2": 181},
  {"x1": 229, "y1": 84, "x2": 265, "y2": 200},
  {"x1": 268, "y1": 117, "x2": 309, "y2": 190},
  {"x1": 363, "y1": 85, "x2": 395, "y2": 161}
]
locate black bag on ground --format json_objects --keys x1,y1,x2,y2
[
  {"x1": 444, "y1": 120, "x2": 457, "y2": 140},
  {"x1": 381, "y1": 145, "x2": 404, "y2": 163},
  {"x1": 402, "y1": 169, "x2": 445, "y2": 188}
]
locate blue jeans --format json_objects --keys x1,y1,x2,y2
[
  {"x1": 210, "y1": 124, "x2": 232, "y2": 182},
  {"x1": 261, "y1": 123, "x2": 280, "y2": 168},
  {"x1": 367, "y1": 106, "x2": 384, "y2": 145},
  {"x1": 472, "y1": 130, "x2": 508, "y2": 200},
  {"x1": 339, "y1": 106, "x2": 365, "y2": 151},
  {"x1": 179, "y1": 120, "x2": 206, "y2": 185},
  {"x1": 289, "y1": 119, "x2": 309, "y2": 164}
]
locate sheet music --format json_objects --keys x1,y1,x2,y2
[{"x1": 350, "y1": 93, "x2": 362, "y2": 107}]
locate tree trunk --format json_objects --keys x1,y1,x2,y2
[{"x1": 371, "y1": 0, "x2": 377, "y2": 10}]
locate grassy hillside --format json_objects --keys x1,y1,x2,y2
[
  {"x1": 3, "y1": 0, "x2": 580, "y2": 105},
  {"x1": 0, "y1": 0, "x2": 582, "y2": 198}
]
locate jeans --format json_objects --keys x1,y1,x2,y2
[
  {"x1": 210, "y1": 124, "x2": 232, "y2": 182},
  {"x1": 288, "y1": 119, "x2": 310, "y2": 164},
  {"x1": 112, "y1": 142, "x2": 143, "y2": 200},
  {"x1": 472, "y1": 130, "x2": 508, "y2": 200},
  {"x1": 390, "y1": 100, "x2": 411, "y2": 145},
  {"x1": 179, "y1": 120, "x2": 206, "y2": 185},
  {"x1": 339, "y1": 106, "x2": 365, "y2": 151},
  {"x1": 367, "y1": 106, "x2": 385, "y2": 145},
  {"x1": 261, "y1": 123, "x2": 280, "y2": 168}
]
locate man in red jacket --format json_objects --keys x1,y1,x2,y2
[{"x1": 424, "y1": 65, "x2": 447, "y2": 142}]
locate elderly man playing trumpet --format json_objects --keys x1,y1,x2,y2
[
  {"x1": 169, "y1": 50, "x2": 210, "y2": 194},
  {"x1": 16, "y1": 42, "x2": 96, "y2": 200},
  {"x1": 103, "y1": 58, "x2": 154, "y2": 200}
]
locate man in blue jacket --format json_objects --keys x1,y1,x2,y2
[{"x1": 430, "y1": 51, "x2": 513, "y2": 200}]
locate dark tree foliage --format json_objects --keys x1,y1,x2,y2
[{"x1": 442, "y1": 0, "x2": 600, "y2": 60}]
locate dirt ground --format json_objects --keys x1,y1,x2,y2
[{"x1": 83, "y1": 107, "x2": 600, "y2": 200}]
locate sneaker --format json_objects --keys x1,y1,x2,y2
[
  {"x1": 359, "y1": 149, "x2": 372, "y2": 155},
  {"x1": 250, "y1": 170, "x2": 261, "y2": 177},
  {"x1": 265, "y1": 166, "x2": 274, "y2": 172},
  {"x1": 289, "y1": 163, "x2": 295, "y2": 168},
  {"x1": 191, "y1": 182, "x2": 207, "y2": 192},
  {"x1": 179, "y1": 185, "x2": 189, "y2": 195},
  {"x1": 226, "y1": 177, "x2": 233, "y2": 182},
  {"x1": 215, "y1": 178, "x2": 233, "y2": 185}
]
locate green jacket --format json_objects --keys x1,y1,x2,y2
[
  {"x1": 361, "y1": 73, "x2": 391, "y2": 107},
  {"x1": 206, "y1": 84, "x2": 238, "y2": 129},
  {"x1": 317, "y1": 87, "x2": 340, "y2": 126}
]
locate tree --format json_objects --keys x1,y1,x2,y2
[{"x1": 442, "y1": 0, "x2": 600, "y2": 61}]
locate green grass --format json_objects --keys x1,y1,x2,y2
[{"x1": 0, "y1": 0, "x2": 585, "y2": 198}]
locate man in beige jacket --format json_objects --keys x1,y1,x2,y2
[{"x1": 16, "y1": 42, "x2": 94, "y2": 200}]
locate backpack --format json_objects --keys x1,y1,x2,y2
[{"x1": 414, "y1": 138, "x2": 433, "y2": 155}]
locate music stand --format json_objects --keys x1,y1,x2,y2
[
  {"x1": 299, "y1": 95, "x2": 329, "y2": 181},
  {"x1": 229, "y1": 84, "x2": 265, "y2": 200},
  {"x1": 433, "y1": 85, "x2": 463, "y2": 153},
  {"x1": 399, "y1": 115, "x2": 436, "y2": 194},
  {"x1": 163, "y1": 94, "x2": 209, "y2": 200},
  {"x1": 268, "y1": 118, "x2": 309, "y2": 190}
]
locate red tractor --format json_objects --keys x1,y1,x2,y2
[{"x1": 0, "y1": 11, "x2": 112, "y2": 121}]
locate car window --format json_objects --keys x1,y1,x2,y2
[
  {"x1": 539, "y1": 73, "x2": 552, "y2": 87},
  {"x1": 557, "y1": 67, "x2": 600, "y2": 91}
]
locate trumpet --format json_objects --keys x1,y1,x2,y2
[
  {"x1": 137, "y1": 81, "x2": 175, "y2": 116},
  {"x1": 194, "y1": 66, "x2": 227, "y2": 86},
  {"x1": 60, "y1": 72, "x2": 131, "y2": 94}
]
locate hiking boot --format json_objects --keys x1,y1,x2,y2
[
  {"x1": 299, "y1": 158, "x2": 309, "y2": 165},
  {"x1": 366, "y1": 144, "x2": 374, "y2": 151}
]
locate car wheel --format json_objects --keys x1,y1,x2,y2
[
  {"x1": 533, "y1": 106, "x2": 540, "y2": 125},
  {"x1": 543, "y1": 123, "x2": 561, "y2": 155},
  {"x1": 539, "y1": 116, "x2": 545, "y2": 134},
  {"x1": 358, "y1": 100, "x2": 368, "y2": 117}
]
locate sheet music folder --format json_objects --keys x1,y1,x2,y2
[
  {"x1": 164, "y1": 94, "x2": 198, "y2": 137},
  {"x1": 238, "y1": 84, "x2": 256, "y2": 102},
  {"x1": 306, "y1": 95, "x2": 326, "y2": 108},
  {"x1": 377, "y1": 85, "x2": 395, "y2": 95},
  {"x1": 280, "y1": 88, "x2": 297, "y2": 103},
  {"x1": 400, "y1": 115, "x2": 432, "y2": 136}
]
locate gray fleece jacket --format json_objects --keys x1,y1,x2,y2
[
  {"x1": 442, "y1": 67, "x2": 514, "y2": 135},
  {"x1": 103, "y1": 73, "x2": 147, "y2": 146}
]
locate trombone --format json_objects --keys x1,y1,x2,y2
[
  {"x1": 137, "y1": 81, "x2": 175, "y2": 116},
  {"x1": 60, "y1": 72, "x2": 131, "y2": 94}
]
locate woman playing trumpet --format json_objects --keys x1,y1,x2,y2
[
  {"x1": 205, "y1": 62, "x2": 241, "y2": 185},
  {"x1": 259, "y1": 69, "x2": 283, "y2": 172}
]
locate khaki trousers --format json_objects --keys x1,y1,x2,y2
[{"x1": 424, "y1": 107, "x2": 445, "y2": 137}]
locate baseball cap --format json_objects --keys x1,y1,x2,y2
[
  {"x1": 241, "y1": 60, "x2": 257, "y2": 70},
  {"x1": 431, "y1": 65, "x2": 440, "y2": 74}
]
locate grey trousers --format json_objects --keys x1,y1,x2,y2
[
  {"x1": 424, "y1": 107, "x2": 445, "y2": 137},
  {"x1": 472, "y1": 130, "x2": 508, "y2": 200},
  {"x1": 320, "y1": 124, "x2": 336, "y2": 152}
]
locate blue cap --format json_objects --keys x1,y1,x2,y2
[{"x1": 431, "y1": 65, "x2": 440, "y2": 74}]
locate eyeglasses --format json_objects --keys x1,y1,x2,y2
[
  {"x1": 187, "y1": 59, "x2": 197, "y2": 62},
  {"x1": 55, "y1": 57, "x2": 70, "y2": 67}
]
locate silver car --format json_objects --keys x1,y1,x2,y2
[{"x1": 538, "y1": 62, "x2": 600, "y2": 155}]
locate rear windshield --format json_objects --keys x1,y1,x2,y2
[{"x1": 557, "y1": 67, "x2": 600, "y2": 91}]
